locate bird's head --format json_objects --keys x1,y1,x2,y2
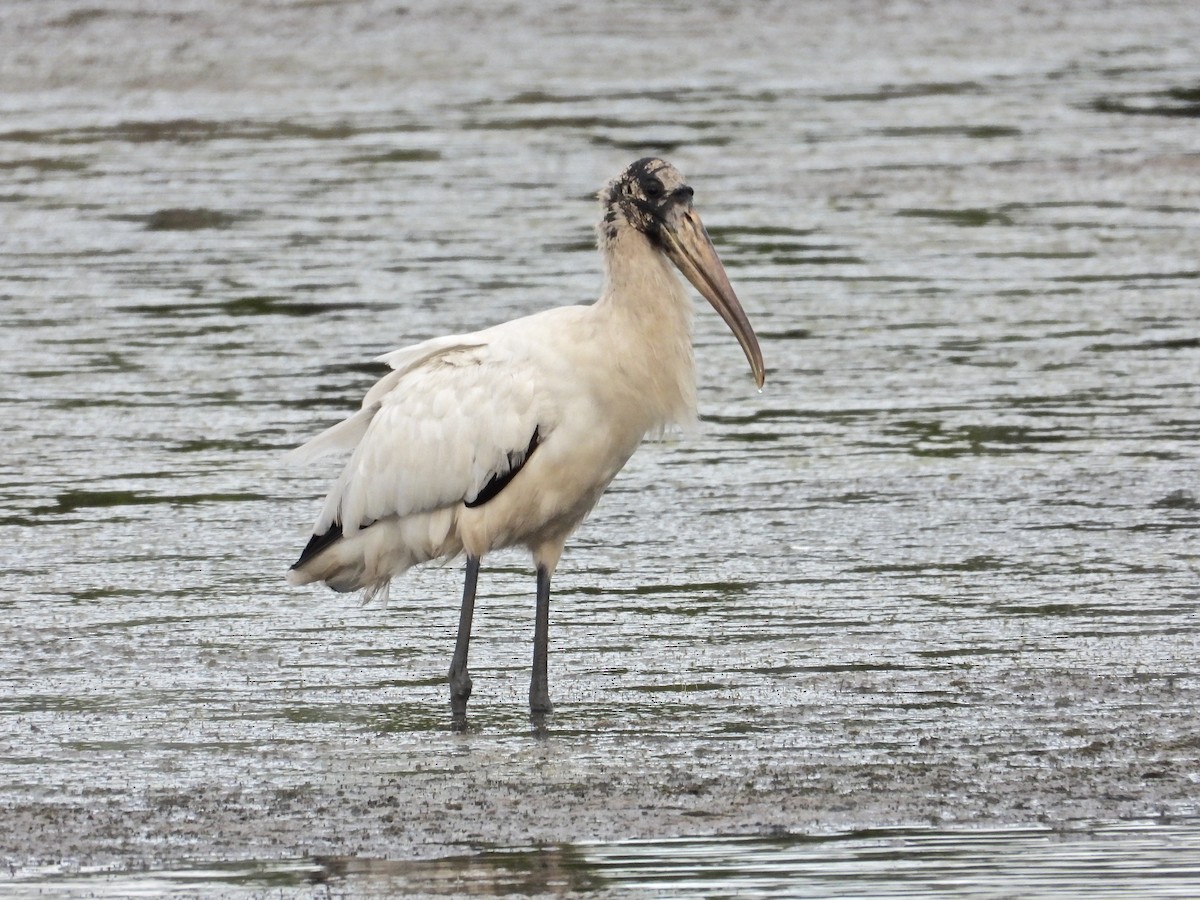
[
  {"x1": 599, "y1": 157, "x2": 696, "y2": 242},
  {"x1": 599, "y1": 158, "x2": 765, "y2": 389}
]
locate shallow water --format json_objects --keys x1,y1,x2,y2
[{"x1": 3, "y1": 0, "x2": 1200, "y2": 894}]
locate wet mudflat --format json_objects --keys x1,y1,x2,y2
[{"x1": 2, "y1": 0, "x2": 1199, "y2": 895}]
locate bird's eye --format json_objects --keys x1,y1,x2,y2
[{"x1": 643, "y1": 179, "x2": 664, "y2": 199}]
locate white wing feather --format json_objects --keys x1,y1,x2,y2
[
  {"x1": 303, "y1": 339, "x2": 548, "y2": 538},
  {"x1": 284, "y1": 335, "x2": 490, "y2": 466},
  {"x1": 282, "y1": 404, "x2": 377, "y2": 465}
]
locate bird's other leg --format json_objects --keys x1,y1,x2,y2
[
  {"x1": 530, "y1": 564, "x2": 553, "y2": 715},
  {"x1": 449, "y1": 555, "x2": 480, "y2": 723}
]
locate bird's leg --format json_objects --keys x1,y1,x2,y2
[
  {"x1": 449, "y1": 555, "x2": 480, "y2": 721},
  {"x1": 530, "y1": 564, "x2": 553, "y2": 714}
]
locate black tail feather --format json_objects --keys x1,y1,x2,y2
[{"x1": 292, "y1": 522, "x2": 343, "y2": 569}]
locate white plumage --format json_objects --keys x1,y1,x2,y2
[{"x1": 287, "y1": 158, "x2": 764, "y2": 717}]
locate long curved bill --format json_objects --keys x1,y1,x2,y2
[{"x1": 660, "y1": 207, "x2": 766, "y2": 388}]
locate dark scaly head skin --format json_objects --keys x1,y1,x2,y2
[{"x1": 598, "y1": 157, "x2": 694, "y2": 246}]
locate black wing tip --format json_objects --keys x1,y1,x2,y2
[
  {"x1": 292, "y1": 522, "x2": 344, "y2": 569},
  {"x1": 464, "y1": 427, "x2": 542, "y2": 509}
]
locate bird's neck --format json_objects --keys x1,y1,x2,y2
[
  {"x1": 595, "y1": 227, "x2": 697, "y2": 428},
  {"x1": 599, "y1": 227, "x2": 693, "y2": 326}
]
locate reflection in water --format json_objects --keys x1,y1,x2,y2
[
  {"x1": 314, "y1": 844, "x2": 604, "y2": 896},
  {"x1": 7, "y1": 824, "x2": 1199, "y2": 897},
  {"x1": 2, "y1": 0, "x2": 1199, "y2": 892}
]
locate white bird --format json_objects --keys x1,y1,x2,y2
[{"x1": 287, "y1": 158, "x2": 764, "y2": 719}]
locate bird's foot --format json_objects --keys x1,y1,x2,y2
[
  {"x1": 449, "y1": 667, "x2": 472, "y2": 723},
  {"x1": 528, "y1": 694, "x2": 553, "y2": 735}
]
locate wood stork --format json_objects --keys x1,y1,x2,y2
[{"x1": 287, "y1": 157, "x2": 765, "y2": 719}]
